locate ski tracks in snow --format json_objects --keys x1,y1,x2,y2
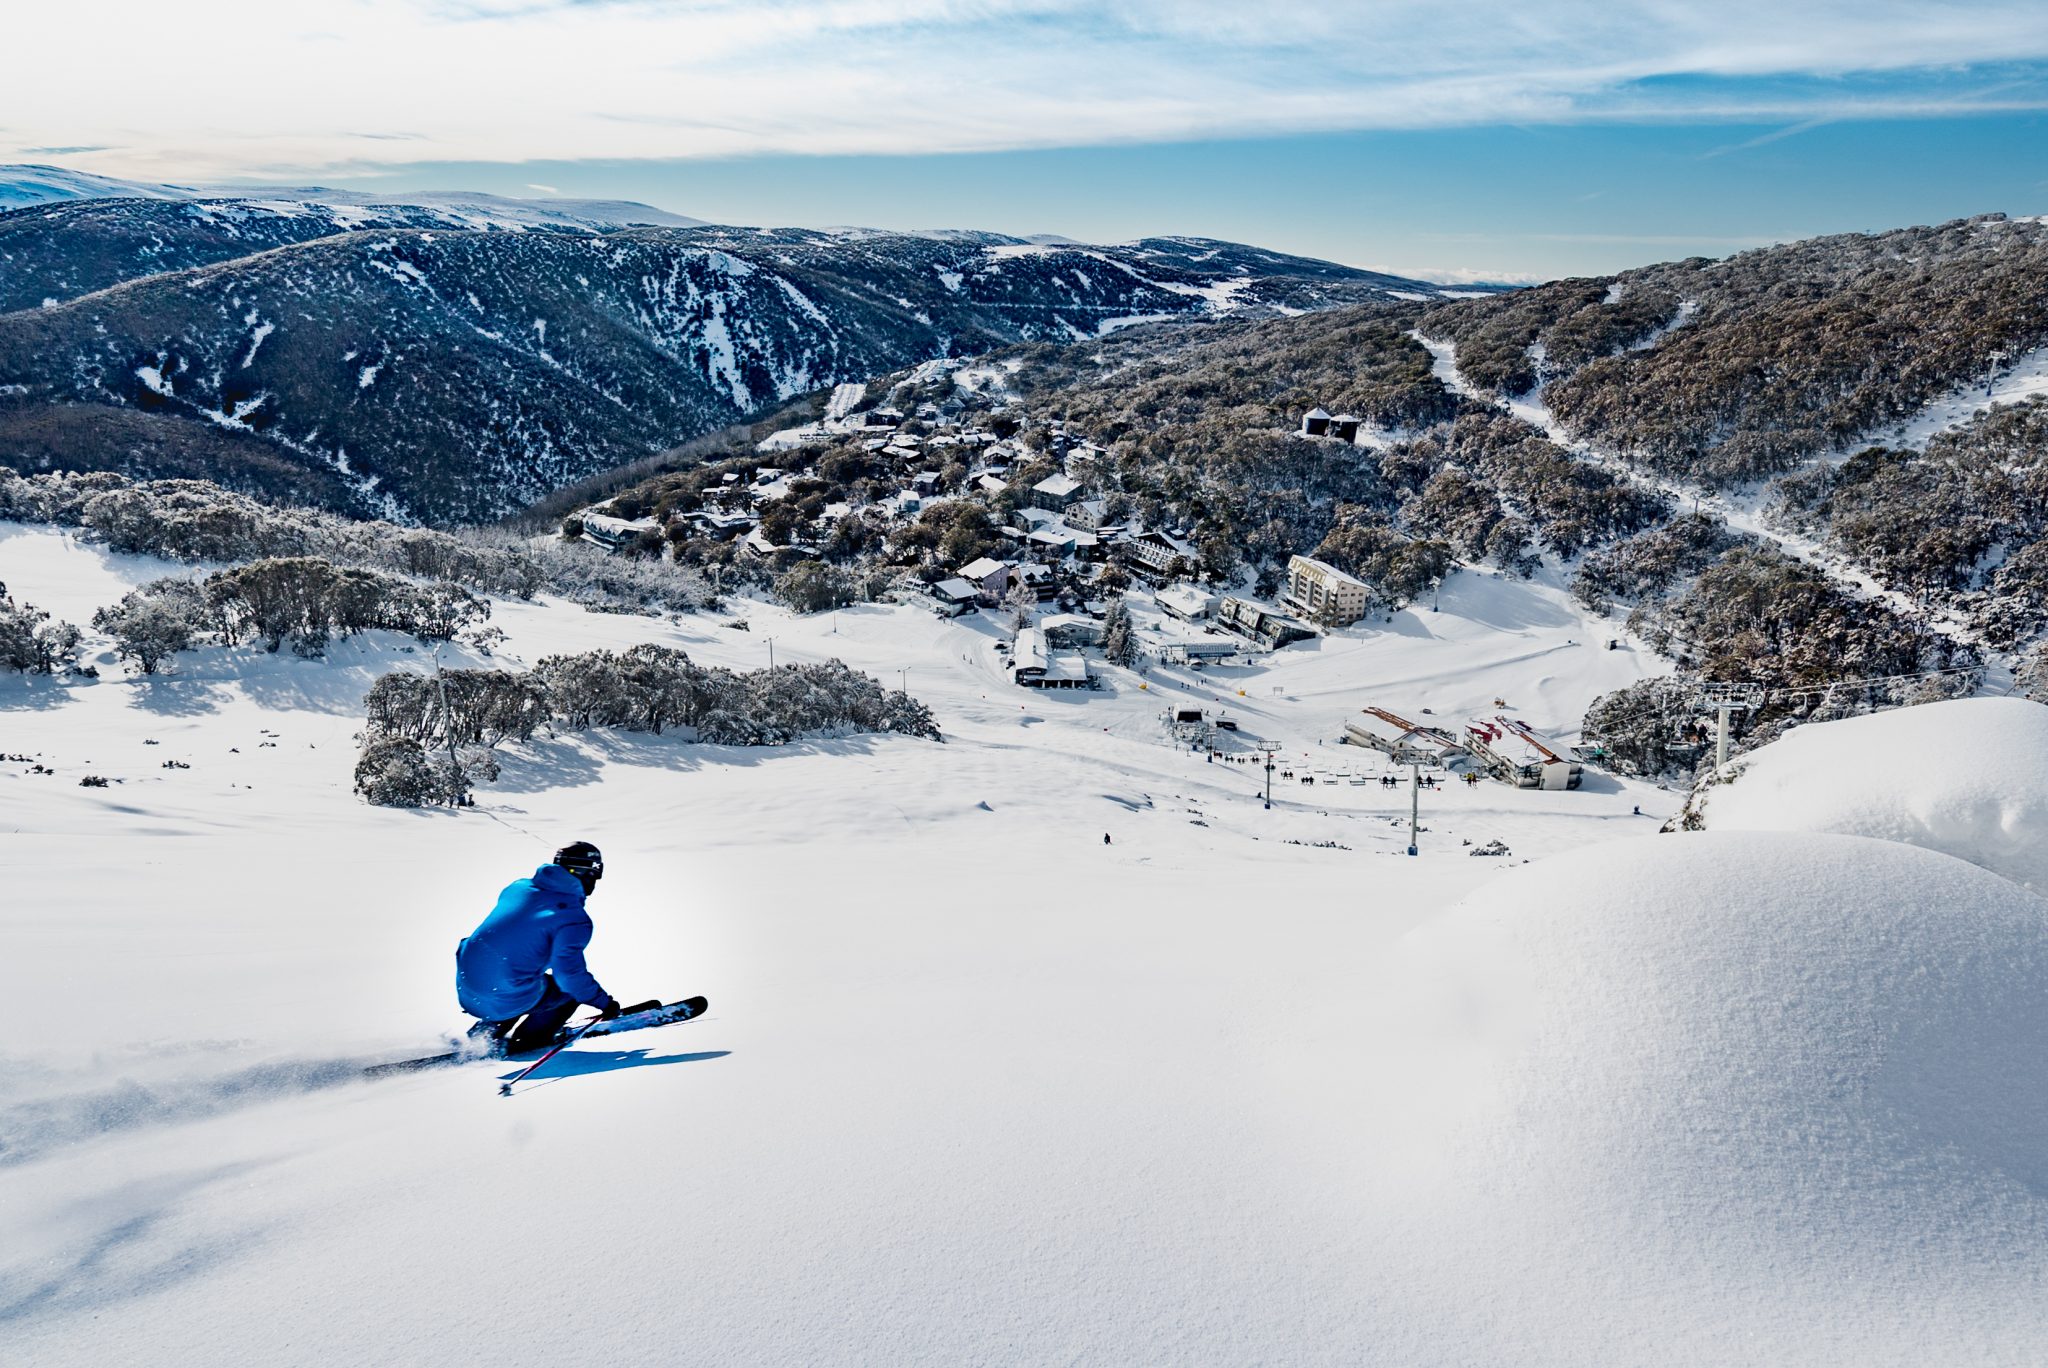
[{"x1": 0, "y1": 1049, "x2": 393, "y2": 1168}]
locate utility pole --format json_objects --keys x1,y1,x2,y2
[
  {"x1": 767, "y1": 637, "x2": 776, "y2": 670},
  {"x1": 899, "y1": 666, "x2": 910, "y2": 696},
  {"x1": 1256, "y1": 741, "x2": 1280, "y2": 810}
]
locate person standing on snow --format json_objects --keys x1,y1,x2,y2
[{"x1": 457, "y1": 841, "x2": 624, "y2": 1054}]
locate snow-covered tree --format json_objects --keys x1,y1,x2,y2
[
  {"x1": 774, "y1": 559, "x2": 856, "y2": 614},
  {"x1": 93, "y1": 579, "x2": 211, "y2": 674},
  {"x1": 0, "y1": 592, "x2": 81, "y2": 674},
  {"x1": 352, "y1": 736, "x2": 439, "y2": 807},
  {"x1": 352, "y1": 735, "x2": 490, "y2": 808},
  {"x1": 2014, "y1": 645, "x2": 2048, "y2": 703},
  {"x1": 1005, "y1": 578, "x2": 1036, "y2": 631},
  {"x1": 1101, "y1": 599, "x2": 1138, "y2": 668}
]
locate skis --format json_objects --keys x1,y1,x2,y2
[
  {"x1": 576, "y1": 996, "x2": 707, "y2": 1042},
  {"x1": 363, "y1": 995, "x2": 709, "y2": 1079}
]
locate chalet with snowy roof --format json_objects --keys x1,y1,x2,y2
[
  {"x1": 959, "y1": 557, "x2": 1014, "y2": 599},
  {"x1": 1157, "y1": 583, "x2": 1219, "y2": 622},
  {"x1": 1011, "y1": 628, "x2": 1093, "y2": 689},
  {"x1": 1217, "y1": 597, "x2": 1314, "y2": 648},
  {"x1": 743, "y1": 527, "x2": 824, "y2": 561},
  {"x1": 1041, "y1": 613, "x2": 1104, "y2": 648},
  {"x1": 1026, "y1": 527, "x2": 1078, "y2": 560},
  {"x1": 1016, "y1": 562, "x2": 1060, "y2": 600},
  {"x1": 1030, "y1": 473, "x2": 1085, "y2": 512},
  {"x1": 1327, "y1": 414, "x2": 1362, "y2": 443},
  {"x1": 685, "y1": 509, "x2": 756, "y2": 541},
  {"x1": 580, "y1": 512, "x2": 660, "y2": 550},
  {"x1": 1300, "y1": 407, "x2": 1332, "y2": 437},
  {"x1": 862, "y1": 408, "x2": 905, "y2": 429},
  {"x1": 1066, "y1": 498, "x2": 1109, "y2": 530},
  {"x1": 976, "y1": 473, "x2": 1008, "y2": 496},
  {"x1": 928, "y1": 577, "x2": 980, "y2": 617},
  {"x1": 1117, "y1": 530, "x2": 1196, "y2": 578}
]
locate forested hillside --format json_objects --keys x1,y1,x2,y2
[
  {"x1": 1420, "y1": 214, "x2": 2048, "y2": 484},
  {"x1": 0, "y1": 199, "x2": 1453, "y2": 524}
]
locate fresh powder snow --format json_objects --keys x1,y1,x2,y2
[
  {"x1": 1684, "y1": 695, "x2": 2048, "y2": 891},
  {"x1": 2, "y1": 522, "x2": 2045, "y2": 1365}
]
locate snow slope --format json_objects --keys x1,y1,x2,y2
[
  {"x1": 1316, "y1": 831, "x2": 2048, "y2": 1364},
  {"x1": 0, "y1": 164, "x2": 184, "y2": 210},
  {"x1": 1686, "y1": 696, "x2": 2048, "y2": 891},
  {"x1": 4, "y1": 523, "x2": 2043, "y2": 1364},
  {"x1": 1859, "y1": 344, "x2": 2048, "y2": 451}
]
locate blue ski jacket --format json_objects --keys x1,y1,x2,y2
[{"x1": 456, "y1": 864, "x2": 610, "y2": 1019}]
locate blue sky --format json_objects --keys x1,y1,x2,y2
[
  {"x1": 7, "y1": 2, "x2": 2048, "y2": 279},
  {"x1": 371, "y1": 113, "x2": 2048, "y2": 282}
]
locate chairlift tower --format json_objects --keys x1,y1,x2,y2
[
  {"x1": 1697, "y1": 681, "x2": 1765, "y2": 771},
  {"x1": 1391, "y1": 741, "x2": 1434, "y2": 856},
  {"x1": 1255, "y1": 741, "x2": 1281, "y2": 810}
]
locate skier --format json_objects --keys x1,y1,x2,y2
[
  {"x1": 457, "y1": 841, "x2": 624, "y2": 1055},
  {"x1": 1103, "y1": 832, "x2": 1112, "y2": 846}
]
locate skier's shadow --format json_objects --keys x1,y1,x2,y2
[{"x1": 502, "y1": 1048, "x2": 731, "y2": 1087}]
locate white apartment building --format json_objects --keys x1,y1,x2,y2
[{"x1": 1284, "y1": 554, "x2": 1370, "y2": 625}]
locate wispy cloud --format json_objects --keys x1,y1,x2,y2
[
  {"x1": 1700, "y1": 117, "x2": 1838, "y2": 159},
  {"x1": 7, "y1": 2, "x2": 2048, "y2": 181}
]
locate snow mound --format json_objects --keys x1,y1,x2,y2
[
  {"x1": 1339, "y1": 831, "x2": 2048, "y2": 1362},
  {"x1": 1693, "y1": 697, "x2": 2048, "y2": 890}
]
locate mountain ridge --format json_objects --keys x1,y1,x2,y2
[{"x1": 0, "y1": 205, "x2": 1456, "y2": 523}]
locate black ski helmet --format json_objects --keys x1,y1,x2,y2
[{"x1": 554, "y1": 841, "x2": 604, "y2": 881}]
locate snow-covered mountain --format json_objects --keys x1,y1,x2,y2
[
  {"x1": 0, "y1": 190, "x2": 1464, "y2": 524},
  {"x1": 0, "y1": 163, "x2": 187, "y2": 210},
  {"x1": 0, "y1": 163, "x2": 701, "y2": 232}
]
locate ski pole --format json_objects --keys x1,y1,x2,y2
[{"x1": 499, "y1": 1015, "x2": 604, "y2": 1097}]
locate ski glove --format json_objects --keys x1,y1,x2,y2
[{"x1": 597, "y1": 997, "x2": 623, "y2": 1021}]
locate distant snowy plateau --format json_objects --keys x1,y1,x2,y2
[{"x1": 4, "y1": 521, "x2": 2047, "y2": 1366}]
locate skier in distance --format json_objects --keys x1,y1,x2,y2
[{"x1": 457, "y1": 841, "x2": 625, "y2": 1054}]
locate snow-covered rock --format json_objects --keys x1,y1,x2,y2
[{"x1": 1688, "y1": 697, "x2": 2048, "y2": 891}]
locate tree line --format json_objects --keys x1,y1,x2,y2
[{"x1": 353, "y1": 646, "x2": 941, "y2": 806}]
